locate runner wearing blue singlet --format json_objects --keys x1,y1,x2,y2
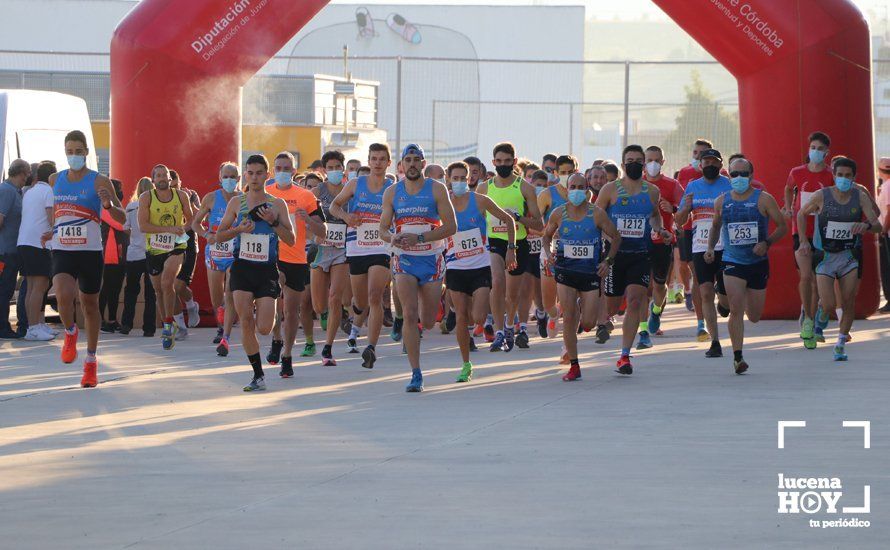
[
  {"x1": 379, "y1": 144, "x2": 457, "y2": 392},
  {"x1": 192, "y1": 161, "x2": 241, "y2": 356},
  {"x1": 705, "y1": 157, "x2": 787, "y2": 374}
]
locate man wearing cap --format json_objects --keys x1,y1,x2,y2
[
  {"x1": 379, "y1": 144, "x2": 457, "y2": 392},
  {"x1": 878, "y1": 157, "x2": 890, "y2": 313},
  {"x1": 676, "y1": 148, "x2": 732, "y2": 359}
]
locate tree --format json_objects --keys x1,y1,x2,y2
[{"x1": 664, "y1": 70, "x2": 740, "y2": 166}]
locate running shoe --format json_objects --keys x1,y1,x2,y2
[
  {"x1": 81, "y1": 356, "x2": 98, "y2": 388},
  {"x1": 347, "y1": 337, "x2": 358, "y2": 353},
  {"x1": 734, "y1": 358, "x2": 749, "y2": 375},
  {"x1": 322, "y1": 345, "x2": 336, "y2": 367},
  {"x1": 833, "y1": 345, "x2": 848, "y2": 362},
  {"x1": 301, "y1": 342, "x2": 316, "y2": 357},
  {"x1": 444, "y1": 309, "x2": 457, "y2": 333},
  {"x1": 705, "y1": 340, "x2": 723, "y2": 358},
  {"x1": 119, "y1": 325, "x2": 132, "y2": 335},
  {"x1": 213, "y1": 327, "x2": 224, "y2": 344},
  {"x1": 562, "y1": 363, "x2": 581, "y2": 382},
  {"x1": 340, "y1": 310, "x2": 352, "y2": 336},
  {"x1": 162, "y1": 325, "x2": 176, "y2": 351},
  {"x1": 279, "y1": 356, "x2": 294, "y2": 378},
  {"x1": 243, "y1": 377, "x2": 266, "y2": 392},
  {"x1": 361, "y1": 345, "x2": 376, "y2": 369},
  {"x1": 61, "y1": 326, "x2": 79, "y2": 363},
  {"x1": 456, "y1": 363, "x2": 473, "y2": 383},
  {"x1": 489, "y1": 331, "x2": 505, "y2": 352},
  {"x1": 468, "y1": 337, "x2": 478, "y2": 352},
  {"x1": 483, "y1": 323, "x2": 495, "y2": 343},
  {"x1": 391, "y1": 317, "x2": 403, "y2": 342},
  {"x1": 800, "y1": 318, "x2": 816, "y2": 349},
  {"x1": 516, "y1": 329, "x2": 530, "y2": 349},
  {"x1": 187, "y1": 301, "x2": 200, "y2": 328},
  {"x1": 616, "y1": 355, "x2": 633, "y2": 375},
  {"x1": 636, "y1": 331, "x2": 653, "y2": 350},
  {"x1": 595, "y1": 324, "x2": 610, "y2": 344},
  {"x1": 814, "y1": 327, "x2": 825, "y2": 343},
  {"x1": 503, "y1": 328, "x2": 515, "y2": 352},
  {"x1": 383, "y1": 308, "x2": 394, "y2": 327},
  {"x1": 473, "y1": 324, "x2": 484, "y2": 337},
  {"x1": 267, "y1": 340, "x2": 283, "y2": 364},
  {"x1": 175, "y1": 326, "x2": 188, "y2": 341},
  {"x1": 24, "y1": 325, "x2": 54, "y2": 341},
  {"x1": 216, "y1": 337, "x2": 229, "y2": 357},
  {"x1": 606, "y1": 319, "x2": 615, "y2": 333},
  {"x1": 717, "y1": 303, "x2": 730, "y2": 318},
  {"x1": 406, "y1": 369, "x2": 424, "y2": 392},
  {"x1": 547, "y1": 316, "x2": 557, "y2": 337},
  {"x1": 100, "y1": 321, "x2": 117, "y2": 334},
  {"x1": 684, "y1": 292, "x2": 694, "y2": 312},
  {"x1": 647, "y1": 302, "x2": 662, "y2": 335},
  {"x1": 537, "y1": 314, "x2": 549, "y2": 338},
  {"x1": 320, "y1": 310, "x2": 328, "y2": 331},
  {"x1": 696, "y1": 327, "x2": 710, "y2": 342}
]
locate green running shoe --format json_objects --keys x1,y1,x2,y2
[
  {"x1": 456, "y1": 362, "x2": 473, "y2": 383},
  {"x1": 300, "y1": 342, "x2": 316, "y2": 357},
  {"x1": 320, "y1": 310, "x2": 328, "y2": 331}
]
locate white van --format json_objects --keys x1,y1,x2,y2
[{"x1": 0, "y1": 90, "x2": 97, "y2": 179}]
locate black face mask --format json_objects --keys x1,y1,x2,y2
[
  {"x1": 702, "y1": 165, "x2": 720, "y2": 180},
  {"x1": 624, "y1": 162, "x2": 644, "y2": 180},
  {"x1": 495, "y1": 165, "x2": 514, "y2": 178}
]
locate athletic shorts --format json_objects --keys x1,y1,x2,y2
[
  {"x1": 446, "y1": 266, "x2": 492, "y2": 295},
  {"x1": 554, "y1": 268, "x2": 600, "y2": 293},
  {"x1": 392, "y1": 253, "x2": 444, "y2": 286},
  {"x1": 146, "y1": 249, "x2": 184, "y2": 277},
  {"x1": 722, "y1": 260, "x2": 769, "y2": 290},
  {"x1": 692, "y1": 251, "x2": 726, "y2": 295},
  {"x1": 277, "y1": 260, "x2": 310, "y2": 292},
  {"x1": 17, "y1": 245, "x2": 52, "y2": 278},
  {"x1": 603, "y1": 251, "x2": 650, "y2": 297},
  {"x1": 816, "y1": 250, "x2": 859, "y2": 280},
  {"x1": 792, "y1": 234, "x2": 824, "y2": 271},
  {"x1": 680, "y1": 229, "x2": 694, "y2": 262},
  {"x1": 525, "y1": 253, "x2": 541, "y2": 278},
  {"x1": 204, "y1": 244, "x2": 235, "y2": 272},
  {"x1": 489, "y1": 238, "x2": 530, "y2": 277},
  {"x1": 650, "y1": 243, "x2": 673, "y2": 285},
  {"x1": 52, "y1": 250, "x2": 104, "y2": 294},
  {"x1": 348, "y1": 254, "x2": 391, "y2": 276},
  {"x1": 230, "y1": 260, "x2": 281, "y2": 299},
  {"x1": 311, "y1": 245, "x2": 347, "y2": 273},
  {"x1": 176, "y1": 231, "x2": 198, "y2": 285}
]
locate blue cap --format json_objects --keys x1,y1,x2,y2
[{"x1": 401, "y1": 143, "x2": 425, "y2": 160}]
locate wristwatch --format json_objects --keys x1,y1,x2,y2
[
  {"x1": 417, "y1": 233, "x2": 426, "y2": 243},
  {"x1": 512, "y1": 211, "x2": 522, "y2": 223},
  {"x1": 507, "y1": 243, "x2": 517, "y2": 250}
]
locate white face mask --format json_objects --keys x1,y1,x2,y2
[
  {"x1": 645, "y1": 161, "x2": 661, "y2": 178},
  {"x1": 558, "y1": 175, "x2": 569, "y2": 188}
]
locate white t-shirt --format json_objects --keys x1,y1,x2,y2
[
  {"x1": 124, "y1": 202, "x2": 147, "y2": 261},
  {"x1": 16, "y1": 181, "x2": 54, "y2": 249}
]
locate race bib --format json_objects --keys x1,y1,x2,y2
[
  {"x1": 239, "y1": 233, "x2": 270, "y2": 262},
  {"x1": 564, "y1": 243, "x2": 594, "y2": 259},
  {"x1": 150, "y1": 233, "x2": 176, "y2": 252},
  {"x1": 449, "y1": 228, "x2": 485, "y2": 259},
  {"x1": 322, "y1": 223, "x2": 346, "y2": 248},
  {"x1": 491, "y1": 210, "x2": 516, "y2": 234},
  {"x1": 528, "y1": 236, "x2": 543, "y2": 255},
  {"x1": 693, "y1": 218, "x2": 722, "y2": 253},
  {"x1": 211, "y1": 239, "x2": 234, "y2": 259},
  {"x1": 727, "y1": 221, "x2": 758, "y2": 246},
  {"x1": 398, "y1": 223, "x2": 433, "y2": 253},
  {"x1": 826, "y1": 221, "x2": 854, "y2": 241},
  {"x1": 616, "y1": 216, "x2": 646, "y2": 239},
  {"x1": 357, "y1": 222, "x2": 384, "y2": 249},
  {"x1": 56, "y1": 224, "x2": 90, "y2": 248}
]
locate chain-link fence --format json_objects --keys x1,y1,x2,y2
[{"x1": 0, "y1": 50, "x2": 888, "y2": 177}]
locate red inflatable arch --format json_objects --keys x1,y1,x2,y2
[{"x1": 110, "y1": 0, "x2": 877, "y2": 321}]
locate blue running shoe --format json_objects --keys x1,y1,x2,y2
[
  {"x1": 815, "y1": 307, "x2": 829, "y2": 331},
  {"x1": 489, "y1": 331, "x2": 505, "y2": 352},
  {"x1": 647, "y1": 302, "x2": 662, "y2": 335},
  {"x1": 814, "y1": 326, "x2": 825, "y2": 343},
  {"x1": 833, "y1": 345, "x2": 848, "y2": 361},
  {"x1": 406, "y1": 369, "x2": 423, "y2": 392},
  {"x1": 636, "y1": 330, "x2": 653, "y2": 350},
  {"x1": 391, "y1": 317, "x2": 403, "y2": 342},
  {"x1": 162, "y1": 324, "x2": 176, "y2": 350},
  {"x1": 503, "y1": 327, "x2": 515, "y2": 352}
]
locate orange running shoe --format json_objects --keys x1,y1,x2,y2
[
  {"x1": 473, "y1": 324, "x2": 484, "y2": 337},
  {"x1": 81, "y1": 356, "x2": 98, "y2": 388},
  {"x1": 61, "y1": 326, "x2": 79, "y2": 364},
  {"x1": 615, "y1": 355, "x2": 633, "y2": 375}
]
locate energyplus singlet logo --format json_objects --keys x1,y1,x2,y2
[
  {"x1": 190, "y1": 0, "x2": 270, "y2": 62},
  {"x1": 776, "y1": 421, "x2": 871, "y2": 529}
]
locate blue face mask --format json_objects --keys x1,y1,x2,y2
[
  {"x1": 809, "y1": 149, "x2": 826, "y2": 165},
  {"x1": 327, "y1": 170, "x2": 344, "y2": 185},
  {"x1": 451, "y1": 181, "x2": 469, "y2": 196},
  {"x1": 220, "y1": 178, "x2": 238, "y2": 193},
  {"x1": 568, "y1": 189, "x2": 587, "y2": 206},
  {"x1": 175, "y1": 233, "x2": 190, "y2": 244},
  {"x1": 731, "y1": 176, "x2": 750, "y2": 194},
  {"x1": 68, "y1": 155, "x2": 86, "y2": 171},
  {"x1": 274, "y1": 171, "x2": 292, "y2": 186},
  {"x1": 691, "y1": 158, "x2": 701, "y2": 170},
  {"x1": 834, "y1": 176, "x2": 853, "y2": 192},
  {"x1": 348, "y1": 171, "x2": 358, "y2": 181},
  {"x1": 534, "y1": 185, "x2": 546, "y2": 196}
]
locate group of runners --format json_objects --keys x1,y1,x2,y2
[{"x1": 34, "y1": 129, "x2": 883, "y2": 391}]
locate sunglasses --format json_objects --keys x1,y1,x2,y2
[{"x1": 729, "y1": 171, "x2": 751, "y2": 178}]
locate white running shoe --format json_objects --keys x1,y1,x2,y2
[
  {"x1": 187, "y1": 302, "x2": 200, "y2": 328},
  {"x1": 24, "y1": 325, "x2": 54, "y2": 341}
]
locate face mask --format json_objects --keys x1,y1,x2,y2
[
  {"x1": 175, "y1": 233, "x2": 190, "y2": 244},
  {"x1": 691, "y1": 158, "x2": 701, "y2": 170},
  {"x1": 809, "y1": 149, "x2": 826, "y2": 165},
  {"x1": 327, "y1": 170, "x2": 344, "y2": 184},
  {"x1": 702, "y1": 165, "x2": 720, "y2": 180},
  {"x1": 568, "y1": 189, "x2": 587, "y2": 206},
  {"x1": 730, "y1": 176, "x2": 750, "y2": 194},
  {"x1": 68, "y1": 155, "x2": 86, "y2": 171},
  {"x1": 645, "y1": 161, "x2": 661, "y2": 178},
  {"x1": 220, "y1": 178, "x2": 238, "y2": 193},
  {"x1": 495, "y1": 165, "x2": 514, "y2": 179},
  {"x1": 558, "y1": 175, "x2": 569, "y2": 188},
  {"x1": 624, "y1": 162, "x2": 644, "y2": 180},
  {"x1": 451, "y1": 181, "x2": 469, "y2": 196},
  {"x1": 534, "y1": 186, "x2": 546, "y2": 196},
  {"x1": 834, "y1": 176, "x2": 853, "y2": 192},
  {"x1": 274, "y1": 171, "x2": 292, "y2": 187},
  {"x1": 348, "y1": 171, "x2": 357, "y2": 181}
]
